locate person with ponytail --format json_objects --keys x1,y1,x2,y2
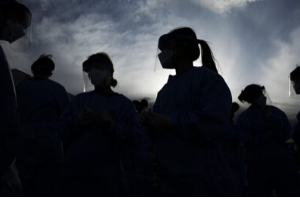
[
  {"x1": 138, "y1": 27, "x2": 236, "y2": 196},
  {"x1": 57, "y1": 52, "x2": 143, "y2": 197},
  {"x1": 236, "y1": 84, "x2": 300, "y2": 196}
]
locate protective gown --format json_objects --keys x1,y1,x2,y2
[
  {"x1": 0, "y1": 45, "x2": 22, "y2": 196},
  {"x1": 223, "y1": 121, "x2": 247, "y2": 196},
  {"x1": 236, "y1": 105, "x2": 300, "y2": 196},
  {"x1": 16, "y1": 77, "x2": 69, "y2": 196},
  {"x1": 293, "y1": 111, "x2": 300, "y2": 146},
  {"x1": 152, "y1": 66, "x2": 236, "y2": 197},
  {"x1": 124, "y1": 125, "x2": 153, "y2": 197},
  {"x1": 57, "y1": 91, "x2": 143, "y2": 197}
]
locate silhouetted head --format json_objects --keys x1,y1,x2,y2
[
  {"x1": 231, "y1": 102, "x2": 240, "y2": 120},
  {"x1": 84, "y1": 52, "x2": 118, "y2": 88},
  {"x1": 132, "y1": 100, "x2": 143, "y2": 114},
  {"x1": 31, "y1": 53, "x2": 55, "y2": 78},
  {"x1": 290, "y1": 65, "x2": 300, "y2": 94},
  {"x1": 158, "y1": 27, "x2": 218, "y2": 73},
  {"x1": 141, "y1": 99, "x2": 149, "y2": 110},
  {"x1": 238, "y1": 84, "x2": 267, "y2": 107},
  {"x1": 0, "y1": 0, "x2": 31, "y2": 43}
]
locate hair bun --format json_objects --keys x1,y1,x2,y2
[{"x1": 111, "y1": 78, "x2": 118, "y2": 88}]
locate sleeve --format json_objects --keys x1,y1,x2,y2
[
  {"x1": 293, "y1": 122, "x2": 300, "y2": 145},
  {"x1": 226, "y1": 123, "x2": 239, "y2": 148},
  {"x1": 166, "y1": 72, "x2": 232, "y2": 142},
  {"x1": 236, "y1": 112, "x2": 271, "y2": 149},
  {"x1": 109, "y1": 101, "x2": 144, "y2": 152},
  {"x1": 54, "y1": 84, "x2": 70, "y2": 116},
  {"x1": 267, "y1": 108, "x2": 291, "y2": 141},
  {"x1": 292, "y1": 111, "x2": 300, "y2": 145}
]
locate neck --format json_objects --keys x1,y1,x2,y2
[
  {"x1": 94, "y1": 85, "x2": 114, "y2": 96},
  {"x1": 175, "y1": 60, "x2": 193, "y2": 77}
]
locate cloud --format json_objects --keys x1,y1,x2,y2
[
  {"x1": 191, "y1": 0, "x2": 260, "y2": 14},
  {"x1": 260, "y1": 26, "x2": 300, "y2": 121},
  {"x1": 6, "y1": 0, "x2": 300, "y2": 120}
]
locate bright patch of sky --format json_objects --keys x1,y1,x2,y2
[{"x1": 2, "y1": 0, "x2": 300, "y2": 123}]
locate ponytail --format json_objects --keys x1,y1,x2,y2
[{"x1": 198, "y1": 40, "x2": 218, "y2": 73}]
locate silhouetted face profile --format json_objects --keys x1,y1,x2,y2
[
  {"x1": 290, "y1": 66, "x2": 300, "y2": 95},
  {"x1": 0, "y1": 0, "x2": 32, "y2": 51},
  {"x1": 292, "y1": 80, "x2": 300, "y2": 95},
  {"x1": 157, "y1": 29, "x2": 199, "y2": 70}
]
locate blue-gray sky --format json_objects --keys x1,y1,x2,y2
[{"x1": 2, "y1": 0, "x2": 300, "y2": 123}]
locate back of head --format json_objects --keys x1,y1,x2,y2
[
  {"x1": 232, "y1": 102, "x2": 240, "y2": 113},
  {"x1": 132, "y1": 100, "x2": 143, "y2": 114},
  {"x1": 238, "y1": 84, "x2": 262, "y2": 104},
  {"x1": 169, "y1": 27, "x2": 218, "y2": 73},
  {"x1": 141, "y1": 99, "x2": 149, "y2": 110},
  {"x1": 31, "y1": 53, "x2": 55, "y2": 78},
  {"x1": 86, "y1": 52, "x2": 118, "y2": 88}
]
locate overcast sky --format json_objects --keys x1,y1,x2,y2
[{"x1": 2, "y1": 0, "x2": 300, "y2": 123}]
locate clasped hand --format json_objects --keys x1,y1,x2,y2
[
  {"x1": 73, "y1": 107, "x2": 114, "y2": 129},
  {"x1": 137, "y1": 110, "x2": 171, "y2": 131}
]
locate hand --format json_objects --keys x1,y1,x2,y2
[
  {"x1": 138, "y1": 110, "x2": 171, "y2": 131},
  {"x1": 73, "y1": 107, "x2": 96, "y2": 129},
  {"x1": 98, "y1": 111, "x2": 115, "y2": 129}
]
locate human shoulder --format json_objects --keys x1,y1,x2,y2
[
  {"x1": 269, "y1": 105, "x2": 286, "y2": 116},
  {"x1": 185, "y1": 67, "x2": 226, "y2": 88},
  {"x1": 237, "y1": 107, "x2": 252, "y2": 121},
  {"x1": 47, "y1": 79, "x2": 64, "y2": 88},
  {"x1": 113, "y1": 93, "x2": 133, "y2": 106},
  {"x1": 44, "y1": 79, "x2": 68, "y2": 95},
  {"x1": 16, "y1": 77, "x2": 32, "y2": 91},
  {"x1": 72, "y1": 91, "x2": 90, "y2": 101}
]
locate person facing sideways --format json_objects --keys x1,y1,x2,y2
[
  {"x1": 138, "y1": 27, "x2": 238, "y2": 197},
  {"x1": 223, "y1": 102, "x2": 248, "y2": 196},
  {"x1": 0, "y1": 0, "x2": 32, "y2": 196},
  {"x1": 57, "y1": 52, "x2": 144, "y2": 197},
  {"x1": 290, "y1": 66, "x2": 300, "y2": 169},
  {"x1": 15, "y1": 54, "x2": 70, "y2": 197},
  {"x1": 290, "y1": 66, "x2": 300, "y2": 146},
  {"x1": 236, "y1": 84, "x2": 300, "y2": 197}
]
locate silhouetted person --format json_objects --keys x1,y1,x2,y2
[
  {"x1": 138, "y1": 27, "x2": 237, "y2": 197},
  {"x1": 237, "y1": 84, "x2": 300, "y2": 197},
  {"x1": 16, "y1": 54, "x2": 69, "y2": 196},
  {"x1": 141, "y1": 99, "x2": 149, "y2": 111},
  {"x1": 0, "y1": 0, "x2": 32, "y2": 196},
  {"x1": 57, "y1": 52, "x2": 143, "y2": 197},
  {"x1": 290, "y1": 66, "x2": 300, "y2": 146}
]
